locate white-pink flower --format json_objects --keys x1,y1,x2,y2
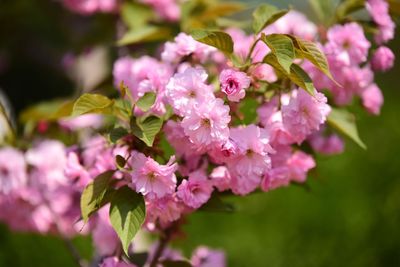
[
  {"x1": 166, "y1": 67, "x2": 215, "y2": 116},
  {"x1": 130, "y1": 152, "x2": 178, "y2": 199},
  {"x1": 325, "y1": 22, "x2": 370, "y2": 65},
  {"x1": 181, "y1": 98, "x2": 230, "y2": 147},
  {"x1": 282, "y1": 89, "x2": 331, "y2": 144},
  {"x1": 226, "y1": 125, "x2": 274, "y2": 195}
]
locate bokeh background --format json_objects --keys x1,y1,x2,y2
[{"x1": 1, "y1": 0, "x2": 399, "y2": 266}]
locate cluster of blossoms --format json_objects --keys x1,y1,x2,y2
[
  {"x1": 0, "y1": 0, "x2": 396, "y2": 266},
  {"x1": 62, "y1": 0, "x2": 180, "y2": 20}
]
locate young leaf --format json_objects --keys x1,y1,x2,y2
[
  {"x1": 72, "y1": 93, "x2": 114, "y2": 117},
  {"x1": 261, "y1": 33, "x2": 295, "y2": 73},
  {"x1": 264, "y1": 54, "x2": 316, "y2": 95},
  {"x1": 131, "y1": 116, "x2": 163, "y2": 147},
  {"x1": 252, "y1": 4, "x2": 289, "y2": 34},
  {"x1": 117, "y1": 26, "x2": 172, "y2": 46},
  {"x1": 327, "y1": 108, "x2": 366, "y2": 149},
  {"x1": 80, "y1": 171, "x2": 115, "y2": 223},
  {"x1": 289, "y1": 36, "x2": 336, "y2": 82},
  {"x1": 110, "y1": 127, "x2": 129, "y2": 143},
  {"x1": 190, "y1": 29, "x2": 234, "y2": 53},
  {"x1": 136, "y1": 92, "x2": 156, "y2": 112},
  {"x1": 336, "y1": 0, "x2": 365, "y2": 20},
  {"x1": 308, "y1": 0, "x2": 335, "y2": 25},
  {"x1": 109, "y1": 186, "x2": 146, "y2": 255}
]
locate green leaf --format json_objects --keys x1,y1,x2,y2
[
  {"x1": 19, "y1": 99, "x2": 74, "y2": 123},
  {"x1": 136, "y1": 92, "x2": 156, "y2": 112},
  {"x1": 335, "y1": 0, "x2": 365, "y2": 20},
  {"x1": 80, "y1": 171, "x2": 115, "y2": 223},
  {"x1": 308, "y1": 0, "x2": 335, "y2": 24},
  {"x1": 252, "y1": 4, "x2": 289, "y2": 34},
  {"x1": 131, "y1": 116, "x2": 163, "y2": 147},
  {"x1": 190, "y1": 29, "x2": 233, "y2": 53},
  {"x1": 110, "y1": 127, "x2": 129, "y2": 143},
  {"x1": 200, "y1": 193, "x2": 235, "y2": 213},
  {"x1": 289, "y1": 36, "x2": 336, "y2": 82},
  {"x1": 264, "y1": 54, "x2": 316, "y2": 95},
  {"x1": 117, "y1": 26, "x2": 172, "y2": 46},
  {"x1": 109, "y1": 186, "x2": 146, "y2": 255},
  {"x1": 72, "y1": 93, "x2": 114, "y2": 117},
  {"x1": 261, "y1": 33, "x2": 295, "y2": 73},
  {"x1": 162, "y1": 260, "x2": 193, "y2": 267},
  {"x1": 121, "y1": 2, "x2": 153, "y2": 29},
  {"x1": 327, "y1": 108, "x2": 366, "y2": 149}
]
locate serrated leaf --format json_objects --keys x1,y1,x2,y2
[
  {"x1": 20, "y1": 99, "x2": 74, "y2": 123},
  {"x1": 327, "y1": 108, "x2": 366, "y2": 149},
  {"x1": 162, "y1": 260, "x2": 193, "y2": 267},
  {"x1": 264, "y1": 54, "x2": 316, "y2": 95},
  {"x1": 289, "y1": 36, "x2": 336, "y2": 83},
  {"x1": 109, "y1": 186, "x2": 146, "y2": 255},
  {"x1": 117, "y1": 26, "x2": 172, "y2": 46},
  {"x1": 200, "y1": 193, "x2": 235, "y2": 213},
  {"x1": 191, "y1": 29, "x2": 233, "y2": 53},
  {"x1": 261, "y1": 33, "x2": 295, "y2": 73},
  {"x1": 131, "y1": 116, "x2": 163, "y2": 147},
  {"x1": 136, "y1": 92, "x2": 156, "y2": 112},
  {"x1": 72, "y1": 93, "x2": 113, "y2": 117},
  {"x1": 252, "y1": 4, "x2": 289, "y2": 34},
  {"x1": 110, "y1": 127, "x2": 128, "y2": 143},
  {"x1": 0, "y1": 102, "x2": 14, "y2": 145},
  {"x1": 80, "y1": 171, "x2": 115, "y2": 223}
]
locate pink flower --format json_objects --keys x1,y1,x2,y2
[
  {"x1": 366, "y1": 0, "x2": 395, "y2": 44},
  {"x1": 181, "y1": 98, "x2": 230, "y2": 147},
  {"x1": 166, "y1": 67, "x2": 215, "y2": 116},
  {"x1": 287, "y1": 151, "x2": 316, "y2": 183},
  {"x1": 325, "y1": 23, "x2": 370, "y2": 65},
  {"x1": 139, "y1": 0, "x2": 180, "y2": 21},
  {"x1": 361, "y1": 84, "x2": 384, "y2": 115},
  {"x1": 264, "y1": 10, "x2": 317, "y2": 40},
  {"x1": 145, "y1": 194, "x2": 183, "y2": 228},
  {"x1": 191, "y1": 246, "x2": 226, "y2": 267},
  {"x1": 209, "y1": 166, "x2": 231, "y2": 192},
  {"x1": 219, "y1": 69, "x2": 251, "y2": 102},
  {"x1": 164, "y1": 120, "x2": 206, "y2": 158},
  {"x1": 261, "y1": 146, "x2": 315, "y2": 190},
  {"x1": 59, "y1": 114, "x2": 103, "y2": 131},
  {"x1": 226, "y1": 28, "x2": 253, "y2": 60},
  {"x1": 226, "y1": 125, "x2": 274, "y2": 195},
  {"x1": 100, "y1": 257, "x2": 137, "y2": 267},
  {"x1": 92, "y1": 205, "x2": 119, "y2": 256},
  {"x1": 0, "y1": 147, "x2": 27, "y2": 194},
  {"x1": 177, "y1": 171, "x2": 213, "y2": 209},
  {"x1": 161, "y1": 33, "x2": 216, "y2": 63},
  {"x1": 309, "y1": 133, "x2": 345, "y2": 155},
  {"x1": 64, "y1": 151, "x2": 91, "y2": 189},
  {"x1": 282, "y1": 89, "x2": 331, "y2": 144},
  {"x1": 130, "y1": 152, "x2": 178, "y2": 199},
  {"x1": 371, "y1": 46, "x2": 395, "y2": 72},
  {"x1": 63, "y1": 0, "x2": 117, "y2": 15}
]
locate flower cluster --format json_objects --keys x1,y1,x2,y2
[{"x1": 1, "y1": 0, "x2": 396, "y2": 266}]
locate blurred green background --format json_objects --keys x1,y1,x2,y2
[{"x1": 1, "y1": 0, "x2": 399, "y2": 266}]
